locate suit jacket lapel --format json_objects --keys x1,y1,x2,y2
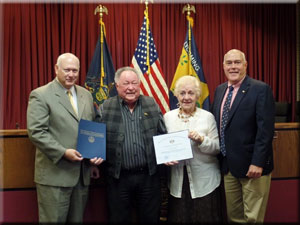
[
  {"x1": 76, "y1": 85, "x2": 86, "y2": 119},
  {"x1": 228, "y1": 76, "x2": 250, "y2": 123},
  {"x1": 52, "y1": 79, "x2": 79, "y2": 120},
  {"x1": 215, "y1": 83, "x2": 228, "y2": 129}
]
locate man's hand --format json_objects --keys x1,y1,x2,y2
[
  {"x1": 246, "y1": 165, "x2": 263, "y2": 178},
  {"x1": 64, "y1": 149, "x2": 83, "y2": 162},
  {"x1": 90, "y1": 157, "x2": 104, "y2": 166},
  {"x1": 164, "y1": 160, "x2": 179, "y2": 166}
]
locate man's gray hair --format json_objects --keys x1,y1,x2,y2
[{"x1": 114, "y1": 67, "x2": 140, "y2": 84}]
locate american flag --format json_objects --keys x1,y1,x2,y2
[{"x1": 131, "y1": 16, "x2": 170, "y2": 114}]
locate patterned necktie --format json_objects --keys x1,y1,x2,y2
[
  {"x1": 220, "y1": 86, "x2": 234, "y2": 156},
  {"x1": 67, "y1": 90, "x2": 78, "y2": 116}
]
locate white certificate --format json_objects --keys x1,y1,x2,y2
[{"x1": 153, "y1": 130, "x2": 193, "y2": 164}]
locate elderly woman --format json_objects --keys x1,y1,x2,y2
[{"x1": 164, "y1": 75, "x2": 222, "y2": 223}]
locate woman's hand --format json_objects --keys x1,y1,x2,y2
[{"x1": 188, "y1": 130, "x2": 204, "y2": 144}]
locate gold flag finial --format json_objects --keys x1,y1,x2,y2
[
  {"x1": 94, "y1": 5, "x2": 108, "y2": 17},
  {"x1": 182, "y1": 4, "x2": 196, "y2": 16},
  {"x1": 141, "y1": 0, "x2": 153, "y2": 6}
]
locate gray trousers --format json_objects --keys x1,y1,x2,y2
[{"x1": 36, "y1": 179, "x2": 89, "y2": 223}]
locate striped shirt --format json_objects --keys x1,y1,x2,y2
[{"x1": 119, "y1": 98, "x2": 147, "y2": 170}]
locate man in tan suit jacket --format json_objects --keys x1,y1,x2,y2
[{"x1": 27, "y1": 53, "x2": 103, "y2": 223}]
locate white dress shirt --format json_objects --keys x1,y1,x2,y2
[{"x1": 163, "y1": 107, "x2": 221, "y2": 199}]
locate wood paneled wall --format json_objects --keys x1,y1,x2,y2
[
  {"x1": 272, "y1": 123, "x2": 300, "y2": 178},
  {"x1": 1, "y1": 123, "x2": 299, "y2": 189}
]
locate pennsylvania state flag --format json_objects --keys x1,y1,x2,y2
[
  {"x1": 169, "y1": 18, "x2": 210, "y2": 111},
  {"x1": 85, "y1": 24, "x2": 117, "y2": 111}
]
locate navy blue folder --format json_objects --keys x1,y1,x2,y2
[{"x1": 77, "y1": 119, "x2": 106, "y2": 159}]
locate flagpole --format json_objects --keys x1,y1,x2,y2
[
  {"x1": 141, "y1": 0, "x2": 153, "y2": 75},
  {"x1": 182, "y1": 4, "x2": 196, "y2": 75},
  {"x1": 94, "y1": 5, "x2": 108, "y2": 87}
]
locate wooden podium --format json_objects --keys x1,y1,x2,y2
[{"x1": 0, "y1": 130, "x2": 35, "y2": 189}]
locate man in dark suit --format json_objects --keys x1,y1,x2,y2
[
  {"x1": 211, "y1": 49, "x2": 275, "y2": 223},
  {"x1": 27, "y1": 53, "x2": 103, "y2": 223}
]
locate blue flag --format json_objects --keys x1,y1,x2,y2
[
  {"x1": 169, "y1": 17, "x2": 210, "y2": 111},
  {"x1": 85, "y1": 29, "x2": 117, "y2": 111}
]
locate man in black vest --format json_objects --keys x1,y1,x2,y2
[{"x1": 97, "y1": 66, "x2": 167, "y2": 223}]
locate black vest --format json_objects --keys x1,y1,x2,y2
[{"x1": 100, "y1": 95, "x2": 163, "y2": 179}]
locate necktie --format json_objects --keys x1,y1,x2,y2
[
  {"x1": 67, "y1": 90, "x2": 78, "y2": 116},
  {"x1": 220, "y1": 86, "x2": 234, "y2": 156}
]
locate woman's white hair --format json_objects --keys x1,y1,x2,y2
[{"x1": 174, "y1": 75, "x2": 202, "y2": 98}]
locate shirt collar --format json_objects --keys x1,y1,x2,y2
[
  {"x1": 55, "y1": 77, "x2": 76, "y2": 95},
  {"x1": 119, "y1": 96, "x2": 140, "y2": 107},
  {"x1": 228, "y1": 75, "x2": 246, "y2": 89}
]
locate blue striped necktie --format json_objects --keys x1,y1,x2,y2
[{"x1": 220, "y1": 86, "x2": 234, "y2": 156}]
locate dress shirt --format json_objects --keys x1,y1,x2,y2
[
  {"x1": 55, "y1": 77, "x2": 78, "y2": 113},
  {"x1": 119, "y1": 98, "x2": 147, "y2": 169},
  {"x1": 164, "y1": 108, "x2": 221, "y2": 198},
  {"x1": 220, "y1": 76, "x2": 245, "y2": 127}
]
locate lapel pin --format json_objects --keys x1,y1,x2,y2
[
  {"x1": 242, "y1": 90, "x2": 246, "y2": 93},
  {"x1": 144, "y1": 112, "x2": 148, "y2": 116}
]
